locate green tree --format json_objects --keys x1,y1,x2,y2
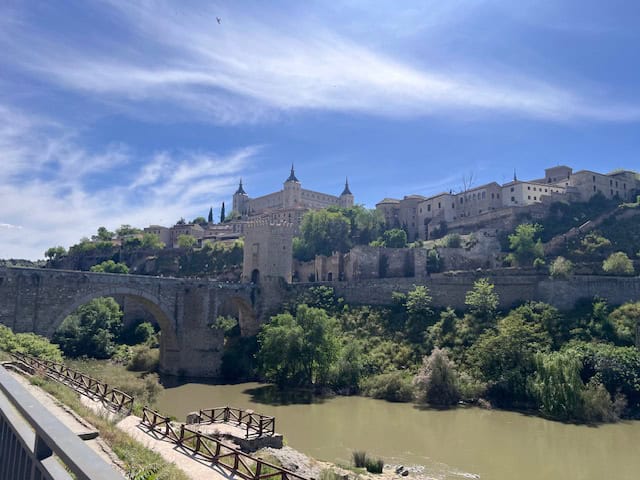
[
  {"x1": 53, "y1": 297, "x2": 124, "y2": 358},
  {"x1": 0, "y1": 325, "x2": 63, "y2": 362},
  {"x1": 177, "y1": 234, "x2": 197, "y2": 249},
  {"x1": 96, "y1": 226, "x2": 115, "y2": 241},
  {"x1": 220, "y1": 202, "x2": 226, "y2": 223},
  {"x1": 192, "y1": 216, "x2": 207, "y2": 225},
  {"x1": 550, "y1": 256, "x2": 573, "y2": 279},
  {"x1": 296, "y1": 209, "x2": 351, "y2": 258},
  {"x1": 507, "y1": 223, "x2": 544, "y2": 266},
  {"x1": 468, "y1": 314, "x2": 551, "y2": 405},
  {"x1": 208, "y1": 207, "x2": 214, "y2": 224},
  {"x1": 608, "y1": 301, "x2": 640, "y2": 346},
  {"x1": 140, "y1": 233, "x2": 165, "y2": 250},
  {"x1": 44, "y1": 246, "x2": 66, "y2": 260},
  {"x1": 381, "y1": 228, "x2": 408, "y2": 248},
  {"x1": 531, "y1": 350, "x2": 585, "y2": 420},
  {"x1": 90, "y1": 260, "x2": 129, "y2": 274},
  {"x1": 257, "y1": 305, "x2": 340, "y2": 387},
  {"x1": 404, "y1": 285, "x2": 435, "y2": 341},
  {"x1": 464, "y1": 278, "x2": 499, "y2": 323},
  {"x1": 414, "y1": 348, "x2": 460, "y2": 406},
  {"x1": 116, "y1": 224, "x2": 142, "y2": 237},
  {"x1": 602, "y1": 252, "x2": 635, "y2": 276}
]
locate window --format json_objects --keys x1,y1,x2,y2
[
  {"x1": 482, "y1": 191, "x2": 486, "y2": 199},
  {"x1": 438, "y1": 202, "x2": 441, "y2": 209},
  {"x1": 593, "y1": 176, "x2": 596, "y2": 182},
  {"x1": 528, "y1": 186, "x2": 531, "y2": 190},
  {"x1": 427, "y1": 205, "x2": 431, "y2": 212},
  {"x1": 497, "y1": 193, "x2": 500, "y2": 198},
  {"x1": 528, "y1": 195, "x2": 531, "y2": 200},
  {"x1": 533, "y1": 187, "x2": 537, "y2": 191},
  {"x1": 510, "y1": 187, "x2": 514, "y2": 192},
  {"x1": 544, "y1": 189, "x2": 548, "y2": 192},
  {"x1": 452, "y1": 203, "x2": 455, "y2": 209},
  {"x1": 624, "y1": 183, "x2": 626, "y2": 190},
  {"x1": 460, "y1": 197, "x2": 464, "y2": 204},
  {"x1": 511, "y1": 196, "x2": 515, "y2": 202},
  {"x1": 534, "y1": 196, "x2": 537, "y2": 200},
  {"x1": 419, "y1": 208, "x2": 422, "y2": 213},
  {"x1": 593, "y1": 185, "x2": 597, "y2": 192},
  {"x1": 491, "y1": 193, "x2": 495, "y2": 199},
  {"x1": 610, "y1": 179, "x2": 613, "y2": 186}
]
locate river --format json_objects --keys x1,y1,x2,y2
[{"x1": 157, "y1": 382, "x2": 640, "y2": 480}]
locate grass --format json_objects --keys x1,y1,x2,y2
[
  {"x1": 28, "y1": 375, "x2": 189, "y2": 480},
  {"x1": 365, "y1": 458, "x2": 384, "y2": 474},
  {"x1": 352, "y1": 450, "x2": 367, "y2": 468}
]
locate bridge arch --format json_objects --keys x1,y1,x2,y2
[{"x1": 52, "y1": 287, "x2": 179, "y2": 372}]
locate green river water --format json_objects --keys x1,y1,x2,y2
[{"x1": 157, "y1": 382, "x2": 640, "y2": 480}]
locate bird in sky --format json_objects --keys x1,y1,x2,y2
[{"x1": 216, "y1": 16, "x2": 221, "y2": 24}]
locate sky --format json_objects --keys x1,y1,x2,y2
[{"x1": 1, "y1": 0, "x2": 639, "y2": 260}]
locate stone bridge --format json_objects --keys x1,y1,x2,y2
[{"x1": 0, "y1": 267, "x2": 276, "y2": 377}]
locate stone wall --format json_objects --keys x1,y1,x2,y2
[{"x1": 242, "y1": 221, "x2": 294, "y2": 283}]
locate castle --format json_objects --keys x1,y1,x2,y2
[{"x1": 232, "y1": 165, "x2": 354, "y2": 229}]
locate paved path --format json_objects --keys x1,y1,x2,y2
[{"x1": 8, "y1": 371, "x2": 126, "y2": 476}]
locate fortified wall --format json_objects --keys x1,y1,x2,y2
[{"x1": 287, "y1": 271, "x2": 640, "y2": 311}]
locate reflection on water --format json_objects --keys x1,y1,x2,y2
[
  {"x1": 156, "y1": 381, "x2": 640, "y2": 480},
  {"x1": 242, "y1": 384, "x2": 326, "y2": 406}
]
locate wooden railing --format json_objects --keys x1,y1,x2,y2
[
  {"x1": 10, "y1": 352, "x2": 134, "y2": 414},
  {"x1": 199, "y1": 406, "x2": 276, "y2": 438},
  {"x1": 142, "y1": 407, "x2": 305, "y2": 480}
]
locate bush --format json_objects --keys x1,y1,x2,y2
[
  {"x1": 365, "y1": 458, "x2": 384, "y2": 474},
  {"x1": 443, "y1": 233, "x2": 462, "y2": 248},
  {"x1": 127, "y1": 345, "x2": 159, "y2": 372},
  {"x1": 0, "y1": 325, "x2": 63, "y2": 362},
  {"x1": 413, "y1": 348, "x2": 460, "y2": 406},
  {"x1": 361, "y1": 371, "x2": 414, "y2": 402},
  {"x1": 602, "y1": 252, "x2": 635, "y2": 276},
  {"x1": 352, "y1": 450, "x2": 367, "y2": 468},
  {"x1": 550, "y1": 256, "x2": 574, "y2": 279}
]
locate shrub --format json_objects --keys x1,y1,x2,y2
[
  {"x1": 533, "y1": 257, "x2": 546, "y2": 270},
  {"x1": 443, "y1": 233, "x2": 462, "y2": 248},
  {"x1": 352, "y1": 450, "x2": 367, "y2": 468},
  {"x1": 602, "y1": 252, "x2": 635, "y2": 276},
  {"x1": 361, "y1": 371, "x2": 414, "y2": 402},
  {"x1": 414, "y1": 348, "x2": 460, "y2": 406},
  {"x1": 550, "y1": 256, "x2": 573, "y2": 279},
  {"x1": 127, "y1": 345, "x2": 159, "y2": 372},
  {"x1": 0, "y1": 325, "x2": 63, "y2": 362},
  {"x1": 365, "y1": 458, "x2": 384, "y2": 474},
  {"x1": 581, "y1": 380, "x2": 618, "y2": 423}
]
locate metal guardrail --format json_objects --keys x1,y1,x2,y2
[
  {"x1": 141, "y1": 407, "x2": 306, "y2": 480},
  {"x1": 199, "y1": 406, "x2": 276, "y2": 438},
  {"x1": 0, "y1": 365, "x2": 123, "y2": 480},
  {"x1": 10, "y1": 352, "x2": 134, "y2": 414}
]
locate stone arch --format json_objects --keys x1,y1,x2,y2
[
  {"x1": 220, "y1": 295, "x2": 259, "y2": 337},
  {"x1": 52, "y1": 287, "x2": 179, "y2": 371},
  {"x1": 251, "y1": 268, "x2": 260, "y2": 284}
]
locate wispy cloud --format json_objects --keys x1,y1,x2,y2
[
  {"x1": 0, "y1": 103, "x2": 258, "y2": 259},
  {"x1": 3, "y1": 0, "x2": 638, "y2": 123}
]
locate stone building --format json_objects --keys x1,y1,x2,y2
[
  {"x1": 232, "y1": 166, "x2": 354, "y2": 232},
  {"x1": 379, "y1": 165, "x2": 639, "y2": 240},
  {"x1": 242, "y1": 220, "x2": 295, "y2": 283}
]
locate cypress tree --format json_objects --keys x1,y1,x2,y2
[
  {"x1": 208, "y1": 207, "x2": 213, "y2": 223},
  {"x1": 220, "y1": 202, "x2": 226, "y2": 223}
]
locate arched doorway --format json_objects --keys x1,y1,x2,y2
[{"x1": 251, "y1": 269, "x2": 260, "y2": 284}]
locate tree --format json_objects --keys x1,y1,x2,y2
[
  {"x1": 550, "y1": 256, "x2": 574, "y2": 279},
  {"x1": 0, "y1": 325, "x2": 63, "y2": 362},
  {"x1": 414, "y1": 348, "x2": 460, "y2": 405},
  {"x1": 602, "y1": 252, "x2": 635, "y2": 276},
  {"x1": 379, "y1": 228, "x2": 407, "y2": 248},
  {"x1": 468, "y1": 314, "x2": 551, "y2": 405},
  {"x1": 192, "y1": 216, "x2": 207, "y2": 225},
  {"x1": 220, "y1": 202, "x2": 226, "y2": 223},
  {"x1": 257, "y1": 305, "x2": 340, "y2": 387},
  {"x1": 465, "y1": 278, "x2": 499, "y2": 323},
  {"x1": 96, "y1": 226, "x2": 115, "y2": 241},
  {"x1": 296, "y1": 209, "x2": 352, "y2": 259},
  {"x1": 608, "y1": 301, "x2": 640, "y2": 346},
  {"x1": 90, "y1": 260, "x2": 129, "y2": 274},
  {"x1": 116, "y1": 224, "x2": 142, "y2": 237},
  {"x1": 177, "y1": 234, "x2": 197, "y2": 249},
  {"x1": 531, "y1": 351, "x2": 585, "y2": 420},
  {"x1": 208, "y1": 207, "x2": 214, "y2": 224},
  {"x1": 53, "y1": 297, "x2": 124, "y2": 358},
  {"x1": 140, "y1": 233, "x2": 165, "y2": 250},
  {"x1": 404, "y1": 285, "x2": 435, "y2": 341},
  {"x1": 507, "y1": 223, "x2": 544, "y2": 266},
  {"x1": 44, "y1": 246, "x2": 66, "y2": 260}
]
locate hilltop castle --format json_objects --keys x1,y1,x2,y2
[{"x1": 232, "y1": 165, "x2": 354, "y2": 228}]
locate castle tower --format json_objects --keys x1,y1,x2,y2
[
  {"x1": 242, "y1": 220, "x2": 295, "y2": 283},
  {"x1": 339, "y1": 177, "x2": 354, "y2": 208},
  {"x1": 282, "y1": 164, "x2": 302, "y2": 208},
  {"x1": 232, "y1": 179, "x2": 249, "y2": 216}
]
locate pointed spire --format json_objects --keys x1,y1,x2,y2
[
  {"x1": 286, "y1": 164, "x2": 299, "y2": 183},
  {"x1": 341, "y1": 177, "x2": 352, "y2": 196},
  {"x1": 513, "y1": 169, "x2": 517, "y2": 182},
  {"x1": 235, "y1": 178, "x2": 246, "y2": 195}
]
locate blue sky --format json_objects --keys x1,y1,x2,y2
[{"x1": 1, "y1": 0, "x2": 639, "y2": 259}]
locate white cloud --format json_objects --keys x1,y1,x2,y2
[
  {"x1": 0, "y1": 104, "x2": 258, "y2": 260},
  {"x1": 4, "y1": 0, "x2": 638, "y2": 123}
]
